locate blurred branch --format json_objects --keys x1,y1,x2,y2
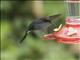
[{"x1": 32, "y1": 1, "x2": 44, "y2": 17}]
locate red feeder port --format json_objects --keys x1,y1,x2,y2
[{"x1": 43, "y1": 17, "x2": 80, "y2": 44}]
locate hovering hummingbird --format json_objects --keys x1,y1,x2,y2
[{"x1": 20, "y1": 14, "x2": 61, "y2": 43}]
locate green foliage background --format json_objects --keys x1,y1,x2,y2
[{"x1": 1, "y1": 1, "x2": 77, "y2": 60}]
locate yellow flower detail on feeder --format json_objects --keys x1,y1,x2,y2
[
  {"x1": 53, "y1": 24, "x2": 62, "y2": 32},
  {"x1": 67, "y1": 27, "x2": 77, "y2": 36}
]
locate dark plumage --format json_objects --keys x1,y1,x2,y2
[{"x1": 20, "y1": 14, "x2": 61, "y2": 43}]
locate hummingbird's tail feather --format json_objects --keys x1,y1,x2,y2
[{"x1": 20, "y1": 30, "x2": 30, "y2": 43}]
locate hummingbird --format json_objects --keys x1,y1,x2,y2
[{"x1": 20, "y1": 14, "x2": 61, "y2": 43}]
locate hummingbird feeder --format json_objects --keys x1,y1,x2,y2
[{"x1": 43, "y1": 0, "x2": 80, "y2": 44}]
